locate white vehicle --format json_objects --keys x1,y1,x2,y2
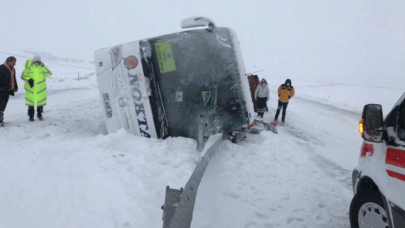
[
  {"x1": 350, "y1": 92, "x2": 405, "y2": 227},
  {"x1": 94, "y1": 16, "x2": 254, "y2": 142}
]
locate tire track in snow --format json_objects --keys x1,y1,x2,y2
[{"x1": 281, "y1": 125, "x2": 353, "y2": 190}]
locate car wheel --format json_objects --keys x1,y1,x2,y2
[{"x1": 349, "y1": 190, "x2": 390, "y2": 228}]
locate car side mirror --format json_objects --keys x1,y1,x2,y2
[{"x1": 359, "y1": 104, "x2": 384, "y2": 142}]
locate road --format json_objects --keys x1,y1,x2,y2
[
  {"x1": 0, "y1": 88, "x2": 363, "y2": 228},
  {"x1": 192, "y1": 91, "x2": 363, "y2": 228}
]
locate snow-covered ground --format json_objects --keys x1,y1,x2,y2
[
  {"x1": 266, "y1": 77, "x2": 405, "y2": 115},
  {"x1": 1, "y1": 52, "x2": 404, "y2": 227}
]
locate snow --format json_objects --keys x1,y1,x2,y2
[
  {"x1": 6, "y1": 34, "x2": 405, "y2": 228},
  {"x1": 1, "y1": 1, "x2": 404, "y2": 226},
  {"x1": 267, "y1": 78, "x2": 405, "y2": 116},
  {"x1": 0, "y1": 51, "x2": 378, "y2": 228}
]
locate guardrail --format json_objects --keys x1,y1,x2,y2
[{"x1": 162, "y1": 134, "x2": 223, "y2": 228}]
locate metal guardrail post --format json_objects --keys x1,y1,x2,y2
[{"x1": 197, "y1": 114, "x2": 205, "y2": 152}]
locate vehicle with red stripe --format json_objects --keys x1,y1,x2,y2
[{"x1": 350, "y1": 93, "x2": 405, "y2": 228}]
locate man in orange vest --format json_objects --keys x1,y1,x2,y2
[{"x1": 274, "y1": 79, "x2": 294, "y2": 123}]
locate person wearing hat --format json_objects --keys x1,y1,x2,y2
[
  {"x1": 254, "y1": 78, "x2": 270, "y2": 118},
  {"x1": 0, "y1": 56, "x2": 18, "y2": 126},
  {"x1": 21, "y1": 55, "x2": 52, "y2": 121},
  {"x1": 274, "y1": 79, "x2": 294, "y2": 123}
]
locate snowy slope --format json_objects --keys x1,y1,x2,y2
[
  {"x1": 1, "y1": 52, "x2": 402, "y2": 227},
  {"x1": 266, "y1": 77, "x2": 405, "y2": 115}
]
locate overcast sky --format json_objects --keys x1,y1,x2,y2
[{"x1": 1, "y1": 0, "x2": 404, "y2": 86}]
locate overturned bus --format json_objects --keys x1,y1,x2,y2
[{"x1": 94, "y1": 16, "x2": 254, "y2": 144}]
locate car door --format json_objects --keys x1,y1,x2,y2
[{"x1": 384, "y1": 98, "x2": 405, "y2": 227}]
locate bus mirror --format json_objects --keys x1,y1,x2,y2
[{"x1": 181, "y1": 16, "x2": 216, "y2": 30}]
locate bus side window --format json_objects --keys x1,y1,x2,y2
[{"x1": 398, "y1": 103, "x2": 405, "y2": 141}]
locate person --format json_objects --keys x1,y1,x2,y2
[
  {"x1": 274, "y1": 79, "x2": 294, "y2": 123},
  {"x1": 254, "y1": 78, "x2": 270, "y2": 118},
  {"x1": 0, "y1": 56, "x2": 18, "y2": 126},
  {"x1": 248, "y1": 74, "x2": 260, "y2": 112},
  {"x1": 21, "y1": 55, "x2": 52, "y2": 121}
]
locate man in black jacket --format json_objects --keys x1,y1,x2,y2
[{"x1": 0, "y1": 56, "x2": 18, "y2": 126}]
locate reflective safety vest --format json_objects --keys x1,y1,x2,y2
[{"x1": 20, "y1": 60, "x2": 52, "y2": 107}]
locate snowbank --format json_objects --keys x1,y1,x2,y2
[{"x1": 0, "y1": 51, "x2": 391, "y2": 227}]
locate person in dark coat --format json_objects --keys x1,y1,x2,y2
[
  {"x1": 248, "y1": 74, "x2": 260, "y2": 112},
  {"x1": 0, "y1": 56, "x2": 18, "y2": 125}
]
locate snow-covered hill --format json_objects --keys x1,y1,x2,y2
[{"x1": 0, "y1": 52, "x2": 404, "y2": 227}]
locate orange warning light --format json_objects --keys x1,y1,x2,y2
[{"x1": 359, "y1": 119, "x2": 364, "y2": 135}]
